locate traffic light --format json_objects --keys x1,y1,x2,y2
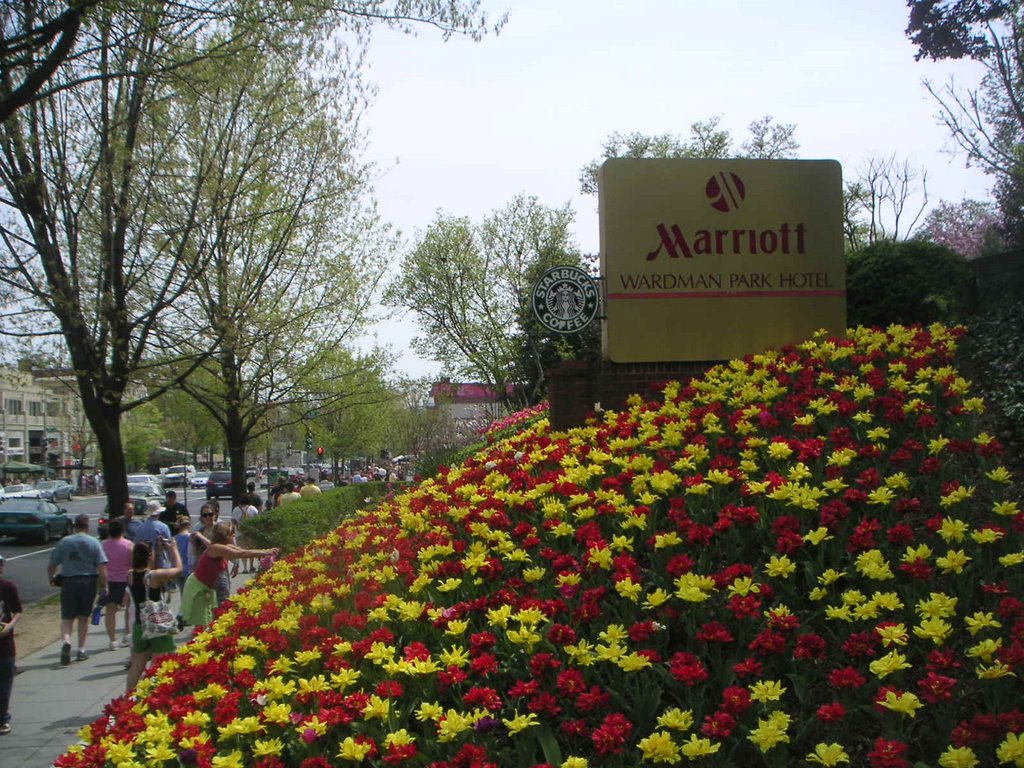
[
  {"x1": 304, "y1": 434, "x2": 313, "y2": 451},
  {"x1": 317, "y1": 446, "x2": 324, "y2": 457}
]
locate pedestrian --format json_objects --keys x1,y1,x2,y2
[
  {"x1": 121, "y1": 501, "x2": 142, "y2": 541},
  {"x1": 229, "y1": 494, "x2": 257, "y2": 574},
  {"x1": 189, "y1": 504, "x2": 215, "y2": 565},
  {"x1": 246, "y1": 481, "x2": 263, "y2": 509},
  {"x1": 299, "y1": 477, "x2": 321, "y2": 499},
  {"x1": 136, "y1": 501, "x2": 172, "y2": 568},
  {"x1": 100, "y1": 519, "x2": 133, "y2": 649},
  {"x1": 268, "y1": 476, "x2": 286, "y2": 509},
  {"x1": 173, "y1": 515, "x2": 192, "y2": 631},
  {"x1": 0, "y1": 554, "x2": 23, "y2": 734},
  {"x1": 159, "y1": 490, "x2": 188, "y2": 526},
  {"x1": 125, "y1": 538, "x2": 182, "y2": 692},
  {"x1": 180, "y1": 521, "x2": 278, "y2": 627},
  {"x1": 189, "y1": 504, "x2": 231, "y2": 605},
  {"x1": 47, "y1": 514, "x2": 108, "y2": 664},
  {"x1": 277, "y1": 481, "x2": 301, "y2": 507}
]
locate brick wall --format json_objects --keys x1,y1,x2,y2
[{"x1": 547, "y1": 359, "x2": 720, "y2": 431}]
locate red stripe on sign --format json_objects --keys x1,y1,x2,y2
[{"x1": 607, "y1": 290, "x2": 847, "y2": 300}]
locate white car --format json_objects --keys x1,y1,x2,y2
[
  {"x1": 128, "y1": 473, "x2": 163, "y2": 487},
  {"x1": 0, "y1": 483, "x2": 42, "y2": 500},
  {"x1": 189, "y1": 471, "x2": 210, "y2": 489}
]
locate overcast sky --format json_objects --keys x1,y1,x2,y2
[{"x1": 359, "y1": 0, "x2": 992, "y2": 378}]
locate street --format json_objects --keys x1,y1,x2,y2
[
  {"x1": 0, "y1": 486, "x2": 217, "y2": 604},
  {"x1": 0, "y1": 494, "x2": 105, "y2": 604}
]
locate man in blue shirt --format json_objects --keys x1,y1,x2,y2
[
  {"x1": 136, "y1": 501, "x2": 172, "y2": 568},
  {"x1": 121, "y1": 501, "x2": 142, "y2": 541},
  {"x1": 47, "y1": 514, "x2": 108, "y2": 664}
]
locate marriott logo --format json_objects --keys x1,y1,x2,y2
[{"x1": 646, "y1": 222, "x2": 808, "y2": 261}]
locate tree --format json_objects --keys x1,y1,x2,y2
[
  {"x1": 383, "y1": 376, "x2": 444, "y2": 459},
  {"x1": 0, "y1": 1, "x2": 506, "y2": 123},
  {"x1": 310, "y1": 355, "x2": 395, "y2": 478},
  {"x1": 578, "y1": 114, "x2": 799, "y2": 195},
  {"x1": 386, "y1": 195, "x2": 583, "y2": 409},
  {"x1": 917, "y1": 198, "x2": 1004, "y2": 258},
  {"x1": 0, "y1": 0, "x2": 503, "y2": 517},
  {"x1": 158, "y1": 388, "x2": 221, "y2": 468},
  {"x1": 0, "y1": 0, "x2": 101, "y2": 123},
  {"x1": 0, "y1": 3, "x2": 232, "y2": 517},
  {"x1": 121, "y1": 400, "x2": 163, "y2": 471},
  {"x1": 906, "y1": 1, "x2": 1024, "y2": 245},
  {"x1": 843, "y1": 155, "x2": 930, "y2": 250},
  {"x1": 162, "y1": 41, "x2": 395, "y2": 502}
]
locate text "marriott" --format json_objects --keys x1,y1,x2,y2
[{"x1": 647, "y1": 222, "x2": 807, "y2": 261}]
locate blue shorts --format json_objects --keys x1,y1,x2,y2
[{"x1": 60, "y1": 576, "x2": 98, "y2": 620}]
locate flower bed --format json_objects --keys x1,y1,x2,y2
[{"x1": 57, "y1": 325, "x2": 1024, "y2": 768}]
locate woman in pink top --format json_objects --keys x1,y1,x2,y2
[{"x1": 100, "y1": 519, "x2": 134, "y2": 649}]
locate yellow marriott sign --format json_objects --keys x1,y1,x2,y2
[{"x1": 599, "y1": 158, "x2": 845, "y2": 362}]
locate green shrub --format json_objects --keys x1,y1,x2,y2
[
  {"x1": 960, "y1": 299, "x2": 1024, "y2": 445},
  {"x1": 846, "y1": 239, "x2": 974, "y2": 327},
  {"x1": 242, "y1": 481, "x2": 399, "y2": 552}
]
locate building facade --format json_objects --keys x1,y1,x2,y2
[
  {"x1": 429, "y1": 380, "x2": 510, "y2": 425},
  {"x1": 0, "y1": 366, "x2": 94, "y2": 478}
]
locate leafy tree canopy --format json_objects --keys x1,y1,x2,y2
[
  {"x1": 578, "y1": 114, "x2": 798, "y2": 195},
  {"x1": 906, "y1": 0, "x2": 1012, "y2": 60}
]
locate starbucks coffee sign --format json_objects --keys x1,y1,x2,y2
[
  {"x1": 599, "y1": 158, "x2": 845, "y2": 362},
  {"x1": 531, "y1": 266, "x2": 600, "y2": 334}
]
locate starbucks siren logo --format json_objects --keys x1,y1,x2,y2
[{"x1": 531, "y1": 266, "x2": 600, "y2": 335}]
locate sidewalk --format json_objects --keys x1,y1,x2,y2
[{"x1": 4, "y1": 569, "x2": 256, "y2": 766}]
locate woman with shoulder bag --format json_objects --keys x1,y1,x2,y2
[{"x1": 126, "y1": 538, "x2": 181, "y2": 692}]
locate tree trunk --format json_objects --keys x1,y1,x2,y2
[
  {"x1": 225, "y1": 402, "x2": 247, "y2": 508},
  {"x1": 85, "y1": 397, "x2": 128, "y2": 526}
]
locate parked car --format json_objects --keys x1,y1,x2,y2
[
  {"x1": 34, "y1": 479, "x2": 75, "y2": 501},
  {"x1": 98, "y1": 494, "x2": 161, "y2": 539},
  {"x1": 128, "y1": 481, "x2": 163, "y2": 498},
  {"x1": 0, "y1": 483, "x2": 41, "y2": 500},
  {"x1": 189, "y1": 471, "x2": 210, "y2": 489},
  {"x1": 161, "y1": 464, "x2": 195, "y2": 487},
  {"x1": 276, "y1": 467, "x2": 304, "y2": 484},
  {"x1": 0, "y1": 497, "x2": 72, "y2": 543},
  {"x1": 206, "y1": 470, "x2": 233, "y2": 499}
]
